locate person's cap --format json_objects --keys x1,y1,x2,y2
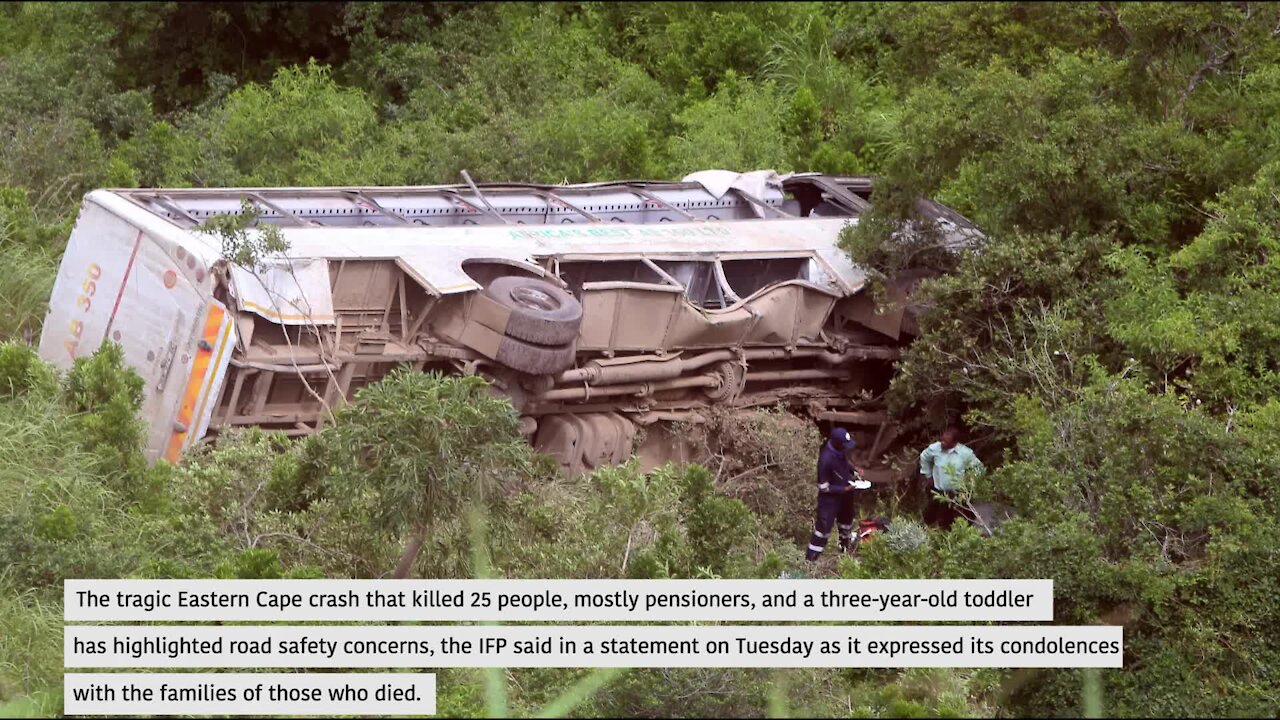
[{"x1": 829, "y1": 427, "x2": 854, "y2": 450}]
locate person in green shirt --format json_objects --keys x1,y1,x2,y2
[{"x1": 919, "y1": 426, "x2": 984, "y2": 527}]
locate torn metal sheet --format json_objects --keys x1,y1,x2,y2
[
  {"x1": 682, "y1": 169, "x2": 783, "y2": 201},
  {"x1": 229, "y1": 258, "x2": 335, "y2": 325}
]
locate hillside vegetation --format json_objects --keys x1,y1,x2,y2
[{"x1": 1, "y1": 2, "x2": 1279, "y2": 717}]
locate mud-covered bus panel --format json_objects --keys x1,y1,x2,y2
[{"x1": 577, "y1": 279, "x2": 841, "y2": 352}]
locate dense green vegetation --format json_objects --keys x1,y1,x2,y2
[{"x1": 1, "y1": 1, "x2": 1279, "y2": 716}]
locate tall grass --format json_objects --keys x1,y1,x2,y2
[
  {"x1": 0, "y1": 187, "x2": 60, "y2": 344},
  {"x1": 469, "y1": 509, "x2": 630, "y2": 719},
  {"x1": 0, "y1": 582, "x2": 61, "y2": 708},
  {"x1": 0, "y1": 361, "x2": 147, "y2": 717},
  {"x1": 1082, "y1": 668, "x2": 1103, "y2": 718},
  {"x1": 0, "y1": 243, "x2": 55, "y2": 342},
  {"x1": 0, "y1": 383, "x2": 89, "y2": 716}
]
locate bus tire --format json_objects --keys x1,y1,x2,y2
[
  {"x1": 494, "y1": 335, "x2": 577, "y2": 375},
  {"x1": 483, "y1": 275, "x2": 582, "y2": 346}
]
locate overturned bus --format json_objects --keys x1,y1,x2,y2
[{"x1": 38, "y1": 170, "x2": 979, "y2": 475}]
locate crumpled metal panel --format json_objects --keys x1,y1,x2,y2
[
  {"x1": 578, "y1": 281, "x2": 838, "y2": 352},
  {"x1": 228, "y1": 258, "x2": 335, "y2": 325}
]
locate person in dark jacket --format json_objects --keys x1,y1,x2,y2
[{"x1": 806, "y1": 427, "x2": 871, "y2": 561}]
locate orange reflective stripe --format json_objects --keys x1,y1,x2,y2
[
  {"x1": 191, "y1": 318, "x2": 233, "y2": 443},
  {"x1": 164, "y1": 303, "x2": 226, "y2": 463}
]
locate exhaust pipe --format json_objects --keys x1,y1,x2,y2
[{"x1": 551, "y1": 346, "x2": 894, "y2": 387}]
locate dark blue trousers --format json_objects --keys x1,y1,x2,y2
[{"x1": 807, "y1": 491, "x2": 856, "y2": 560}]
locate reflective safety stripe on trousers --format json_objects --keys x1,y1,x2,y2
[
  {"x1": 164, "y1": 303, "x2": 229, "y2": 462},
  {"x1": 809, "y1": 526, "x2": 831, "y2": 554}
]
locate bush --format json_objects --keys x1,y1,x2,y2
[
  {"x1": 183, "y1": 61, "x2": 388, "y2": 187},
  {"x1": 62, "y1": 341, "x2": 147, "y2": 495},
  {"x1": 494, "y1": 459, "x2": 777, "y2": 582},
  {"x1": 680, "y1": 464, "x2": 756, "y2": 577},
  {"x1": 684, "y1": 407, "x2": 820, "y2": 541},
  {"x1": 297, "y1": 369, "x2": 535, "y2": 578},
  {"x1": 0, "y1": 384, "x2": 164, "y2": 588},
  {"x1": 0, "y1": 344, "x2": 54, "y2": 398},
  {"x1": 881, "y1": 517, "x2": 928, "y2": 554}
]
